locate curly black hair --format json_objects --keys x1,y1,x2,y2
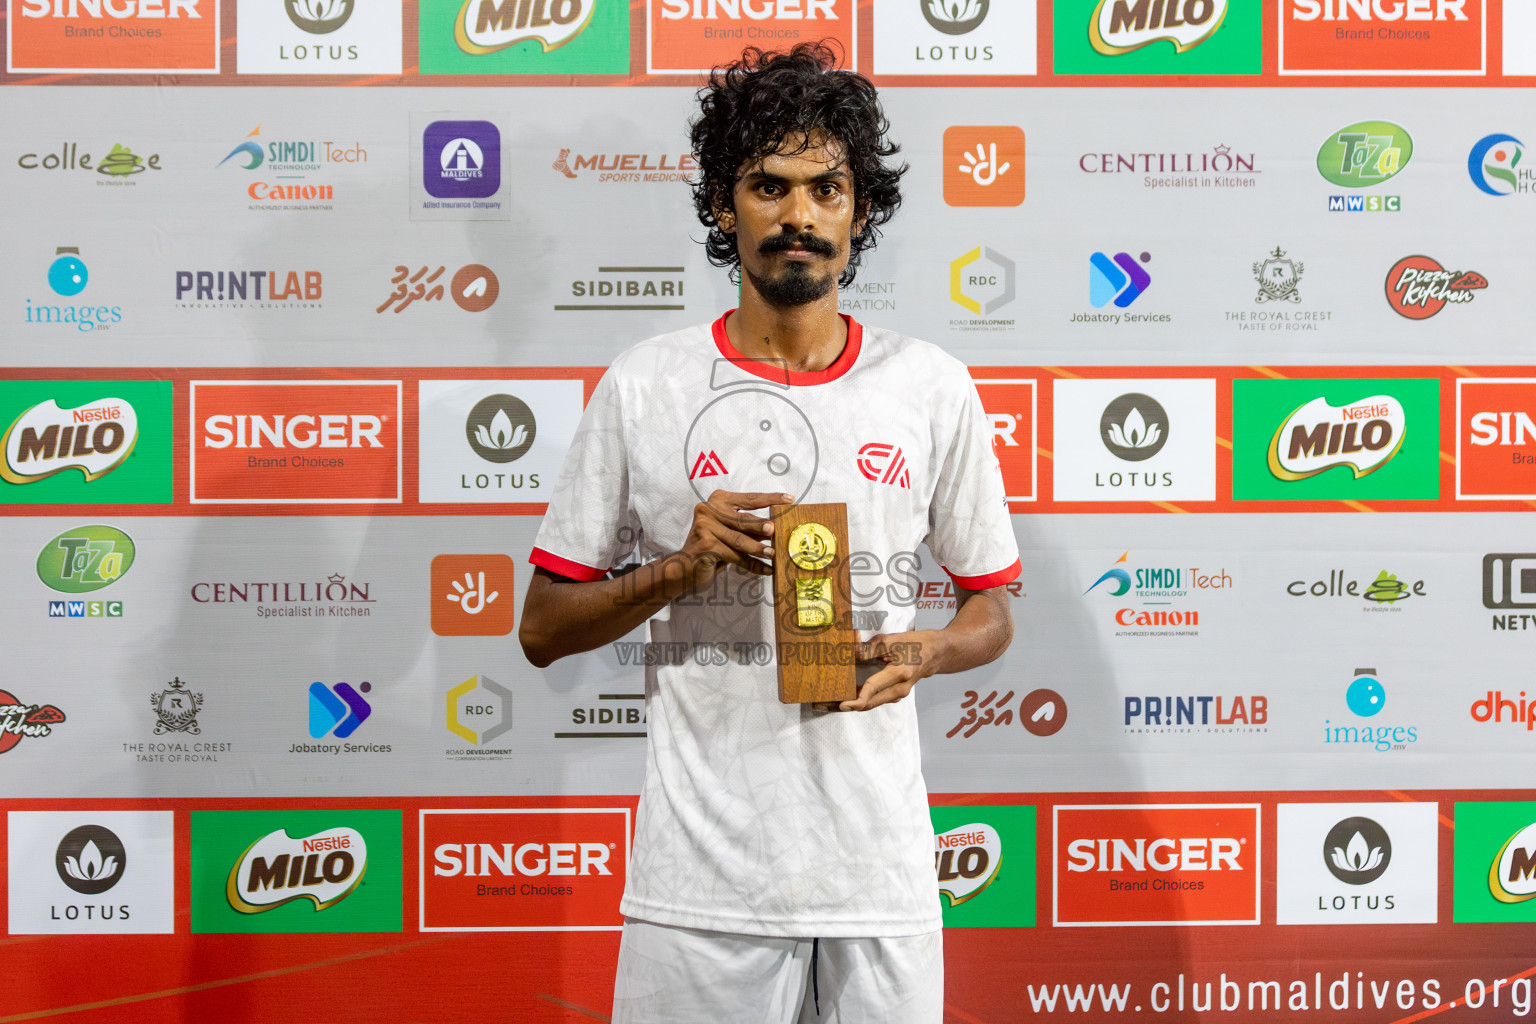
[{"x1": 689, "y1": 42, "x2": 906, "y2": 288}]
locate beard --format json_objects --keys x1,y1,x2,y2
[{"x1": 744, "y1": 260, "x2": 837, "y2": 308}]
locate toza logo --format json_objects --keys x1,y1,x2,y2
[
  {"x1": 1317, "y1": 121, "x2": 1412, "y2": 188},
  {"x1": 2, "y1": 397, "x2": 138, "y2": 485},
  {"x1": 227, "y1": 826, "x2": 368, "y2": 914},
  {"x1": 1324, "y1": 816, "x2": 1392, "y2": 885},
  {"x1": 1267, "y1": 395, "x2": 1405, "y2": 481},
  {"x1": 36, "y1": 525, "x2": 135, "y2": 594},
  {"x1": 1090, "y1": 0, "x2": 1228, "y2": 54},
  {"x1": 56, "y1": 825, "x2": 126, "y2": 896},
  {"x1": 456, "y1": 0, "x2": 593, "y2": 54}
]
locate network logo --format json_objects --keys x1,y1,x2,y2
[
  {"x1": 1084, "y1": 551, "x2": 1132, "y2": 596},
  {"x1": 1089, "y1": 251, "x2": 1151, "y2": 308},
  {"x1": 308, "y1": 681, "x2": 372, "y2": 738},
  {"x1": 1468, "y1": 134, "x2": 1524, "y2": 196}
]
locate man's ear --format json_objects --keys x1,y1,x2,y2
[{"x1": 715, "y1": 203, "x2": 736, "y2": 233}]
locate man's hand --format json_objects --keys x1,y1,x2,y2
[
  {"x1": 839, "y1": 630, "x2": 941, "y2": 712},
  {"x1": 677, "y1": 490, "x2": 792, "y2": 590}
]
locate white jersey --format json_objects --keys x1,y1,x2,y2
[{"x1": 531, "y1": 312, "x2": 1020, "y2": 937}]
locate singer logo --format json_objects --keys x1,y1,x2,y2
[
  {"x1": 648, "y1": 0, "x2": 855, "y2": 74},
  {"x1": 972, "y1": 378, "x2": 1036, "y2": 503},
  {"x1": 10, "y1": 0, "x2": 219, "y2": 72},
  {"x1": 190, "y1": 381, "x2": 401, "y2": 504},
  {"x1": 1280, "y1": 0, "x2": 1483, "y2": 75},
  {"x1": 1054, "y1": 804, "x2": 1261, "y2": 926},
  {"x1": 431, "y1": 554, "x2": 516, "y2": 636},
  {"x1": 1458, "y1": 379, "x2": 1536, "y2": 499},
  {"x1": 420, "y1": 808, "x2": 629, "y2": 930}
]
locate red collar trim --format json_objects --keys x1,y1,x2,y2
[{"x1": 711, "y1": 310, "x2": 862, "y2": 387}]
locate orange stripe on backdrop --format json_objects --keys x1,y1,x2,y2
[
  {"x1": 1386, "y1": 789, "x2": 1454, "y2": 830},
  {"x1": 1388, "y1": 964, "x2": 1536, "y2": 1024}
]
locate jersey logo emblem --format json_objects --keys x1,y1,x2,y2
[
  {"x1": 857, "y1": 442, "x2": 910, "y2": 489},
  {"x1": 689, "y1": 450, "x2": 729, "y2": 480}
]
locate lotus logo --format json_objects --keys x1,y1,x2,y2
[
  {"x1": 285, "y1": 0, "x2": 354, "y2": 33},
  {"x1": 1316, "y1": 121, "x2": 1413, "y2": 188},
  {"x1": 1090, "y1": 0, "x2": 1228, "y2": 55},
  {"x1": 1490, "y1": 821, "x2": 1536, "y2": 903},
  {"x1": 56, "y1": 825, "x2": 126, "y2": 895},
  {"x1": 1100, "y1": 393, "x2": 1168, "y2": 461},
  {"x1": 922, "y1": 0, "x2": 988, "y2": 34},
  {"x1": 227, "y1": 826, "x2": 367, "y2": 914},
  {"x1": 465, "y1": 394, "x2": 536, "y2": 464},
  {"x1": 1, "y1": 397, "x2": 139, "y2": 485},
  {"x1": 1267, "y1": 395, "x2": 1406, "y2": 481},
  {"x1": 1323, "y1": 816, "x2": 1391, "y2": 885},
  {"x1": 455, "y1": 0, "x2": 594, "y2": 55}
]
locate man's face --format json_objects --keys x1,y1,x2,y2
[{"x1": 723, "y1": 132, "x2": 862, "y2": 308}]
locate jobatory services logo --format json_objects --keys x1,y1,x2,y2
[
  {"x1": 1286, "y1": 568, "x2": 1426, "y2": 612},
  {"x1": 1054, "y1": 0, "x2": 1258, "y2": 75},
  {"x1": 1453, "y1": 803, "x2": 1536, "y2": 922},
  {"x1": 216, "y1": 124, "x2": 367, "y2": 210},
  {"x1": 419, "y1": 0, "x2": 628, "y2": 73},
  {"x1": 1053, "y1": 804, "x2": 1261, "y2": 926},
  {"x1": 1468, "y1": 134, "x2": 1527, "y2": 195},
  {"x1": 191, "y1": 810, "x2": 402, "y2": 933},
  {"x1": 1, "y1": 382, "x2": 170, "y2": 504},
  {"x1": 7, "y1": 811, "x2": 175, "y2": 934},
  {"x1": 444, "y1": 675, "x2": 513, "y2": 758},
  {"x1": 306, "y1": 680, "x2": 374, "y2": 740},
  {"x1": 1279, "y1": 0, "x2": 1484, "y2": 75},
  {"x1": 37, "y1": 525, "x2": 135, "y2": 619},
  {"x1": 411, "y1": 115, "x2": 511, "y2": 221},
  {"x1": 1051, "y1": 379, "x2": 1217, "y2": 502},
  {"x1": 1078, "y1": 143, "x2": 1260, "y2": 191},
  {"x1": 8, "y1": 0, "x2": 218, "y2": 73},
  {"x1": 24, "y1": 246, "x2": 127, "y2": 333},
  {"x1": 1078, "y1": 250, "x2": 1168, "y2": 325},
  {"x1": 648, "y1": 0, "x2": 854, "y2": 74},
  {"x1": 418, "y1": 380, "x2": 583, "y2": 501},
  {"x1": 1274, "y1": 803, "x2": 1438, "y2": 924},
  {"x1": 377, "y1": 263, "x2": 500, "y2": 313},
  {"x1": 1318, "y1": 121, "x2": 1411, "y2": 211},
  {"x1": 431, "y1": 554, "x2": 516, "y2": 636},
  {"x1": 1082, "y1": 550, "x2": 1230, "y2": 637},
  {"x1": 930, "y1": 806, "x2": 1036, "y2": 927},
  {"x1": 948, "y1": 246, "x2": 1015, "y2": 330},
  {"x1": 0, "y1": 690, "x2": 65, "y2": 754},
  {"x1": 1461, "y1": 380, "x2": 1536, "y2": 498},
  {"x1": 972, "y1": 378, "x2": 1036, "y2": 503},
  {"x1": 1384, "y1": 256, "x2": 1487, "y2": 319},
  {"x1": 872, "y1": 0, "x2": 1036, "y2": 75},
  {"x1": 557, "y1": 264, "x2": 686, "y2": 312},
  {"x1": 1322, "y1": 667, "x2": 1418, "y2": 753},
  {"x1": 1231, "y1": 378, "x2": 1439, "y2": 501},
  {"x1": 420, "y1": 808, "x2": 629, "y2": 930},
  {"x1": 943, "y1": 126, "x2": 1025, "y2": 206},
  {"x1": 236, "y1": 0, "x2": 402, "y2": 73},
  {"x1": 189, "y1": 380, "x2": 402, "y2": 504}
]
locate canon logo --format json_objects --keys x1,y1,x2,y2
[
  {"x1": 432, "y1": 842, "x2": 612, "y2": 877},
  {"x1": 1066, "y1": 837, "x2": 1243, "y2": 872},
  {"x1": 1291, "y1": 0, "x2": 1467, "y2": 20},
  {"x1": 203, "y1": 414, "x2": 383, "y2": 449},
  {"x1": 658, "y1": 0, "x2": 836, "y2": 18}
]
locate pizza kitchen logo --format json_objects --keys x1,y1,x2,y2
[
  {"x1": 1384, "y1": 256, "x2": 1486, "y2": 320},
  {"x1": 0, "y1": 690, "x2": 66, "y2": 754}
]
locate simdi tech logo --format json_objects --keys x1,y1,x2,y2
[
  {"x1": 7, "y1": 811, "x2": 175, "y2": 934},
  {"x1": 0, "y1": 381, "x2": 171, "y2": 504},
  {"x1": 217, "y1": 124, "x2": 367, "y2": 211},
  {"x1": 1053, "y1": 804, "x2": 1261, "y2": 926},
  {"x1": 930, "y1": 806, "x2": 1036, "y2": 928},
  {"x1": 419, "y1": 0, "x2": 629, "y2": 74},
  {"x1": 189, "y1": 380, "x2": 402, "y2": 504},
  {"x1": 1230, "y1": 378, "x2": 1439, "y2": 501},
  {"x1": 235, "y1": 0, "x2": 403, "y2": 74},
  {"x1": 8, "y1": 0, "x2": 218, "y2": 73},
  {"x1": 1458, "y1": 379, "x2": 1536, "y2": 499},
  {"x1": 871, "y1": 0, "x2": 1038, "y2": 76},
  {"x1": 1279, "y1": 0, "x2": 1484, "y2": 75},
  {"x1": 648, "y1": 0, "x2": 855, "y2": 75},
  {"x1": 1053, "y1": 0, "x2": 1259, "y2": 75},
  {"x1": 943, "y1": 126, "x2": 1024, "y2": 207},
  {"x1": 420, "y1": 808, "x2": 629, "y2": 930},
  {"x1": 190, "y1": 810, "x2": 402, "y2": 934}
]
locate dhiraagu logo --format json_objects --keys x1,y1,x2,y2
[
  {"x1": 930, "y1": 805, "x2": 1035, "y2": 927},
  {"x1": 1054, "y1": 0, "x2": 1258, "y2": 74},
  {"x1": 1317, "y1": 122, "x2": 1413, "y2": 188},
  {"x1": 1232, "y1": 378, "x2": 1439, "y2": 501}
]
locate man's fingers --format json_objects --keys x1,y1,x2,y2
[
  {"x1": 708, "y1": 490, "x2": 796, "y2": 511},
  {"x1": 839, "y1": 664, "x2": 913, "y2": 711},
  {"x1": 694, "y1": 519, "x2": 774, "y2": 575}
]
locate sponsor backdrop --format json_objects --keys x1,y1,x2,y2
[{"x1": 5, "y1": 2, "x2": 1536, "y2": 1021}]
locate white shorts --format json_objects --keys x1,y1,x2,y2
[{"x1": 611, "y1": 917, "x2": 943, "y2": 1024}]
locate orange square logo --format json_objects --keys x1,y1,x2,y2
[
  {"x1": 1458, "y1": 378, "x2": 1536, "y2": 499},
  {"x1": 431, "y1": 554, "x2": 516, "y2": 636},
  {"x1": 1279, "y1": 0, "x2": 1484, "y2": 75},
  {"x1": 944, "y1": 127, "x2": 1026, "y2": 207},
  {"x1": 647, "y1": 0, "x2": 856, "y2": 74},
  {"x1": 190, "y1": 381, "x2": 400, "y2": 504},
  {"x1": 973, "y1": 378, "x2": 1036, "y2": 503},
  {"x1": 8, "y1": 0, "x2": 219, "y2": 73},
  {"x1": 419, "y1": 808, "x2": 629, "y2": 931},
  {"x1": 1054, "y1": 804, "x2": 1261, "y2": 926}
]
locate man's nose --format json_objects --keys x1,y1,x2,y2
[{"x1": 779, "y1": 186, "x2": 816, "y2": 233}]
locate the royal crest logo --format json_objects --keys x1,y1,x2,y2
[
  {"x1": 1385, "y1": 256, "x2": 1487, "y2": 320},
  {"x1": 1089, "y1": 0, "x2": 1228, "y2": 54},
  {"x1": 1, "y1": 398, "x2": 138, "y2": 485},
  {"x1": 1254, "y1": 247, "x2": 1303, "y2": 304},
  {"x1": 1268, "y1": 395, "x2": 1406, "y2": 481},
  {"x1": 151, "y1": 678, "x2": 204, "y2": 736},
  {"x1": 0, "y1": 691, "x2": 65, "y2": 754},
  {"x1": 226, "y1": 826, "x2": 368, "y2": 914},
  {"x1": 455, "y1": 0, "x2": 594, "y2": 54},
  {"x1": 935, "y1": 823, "x2": 1002, "y2": 906}
]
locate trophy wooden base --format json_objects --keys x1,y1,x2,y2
[{"x1": 770, "y1": 502, "x2": 859, "y2": 705}]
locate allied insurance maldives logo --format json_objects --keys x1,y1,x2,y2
[
  {"x1": 1279, "y1": 0, "x2": 1484, "y2": 76},
  {"x1": 8, "y1": 0, "x2": 219, "y2": 73},
  {"x1": 189, "y1": 380, "x2": 401, "y2": 504}
]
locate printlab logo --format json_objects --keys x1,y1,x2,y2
[
  {"x1": 1323, "y1": 668, "x2": 1419, "y2": 753},
  {"x1": 943, "y1": 126, "x2": 1025, "y2": 207},
  {"x1": 445, "y1": 674, "x2": 512, "y2": 751},
  {"x1": 1460, "y1": 381, "x2": 1536, "y2": 499},
  {"x1": 1384, "y1": 256, "x2": 1486, "y2": 320},
  {"x1": 377, "y1": 264, "x2": 499, "y2": 313},
  {"x1": 1101, "y1": 393, "x2": 1168, "y2": 461},
  {"x1": 1254, "y1": 247, "x2": 1302, "y2": 303},
  {"x1": 1089, "y1": 250, "x2": 1151, "y2": 308},
  {"x1": 1324, "y1": 816, "x2": 1391, "y2": 885},
  {"x1": 430, "y1": 554, "x2": 516, "y2": 636},
  {"x1": 1469, "y1": 134, "x2": 1527, "y2": 196},
  {"x1": 308, "y1": 681, "x2": 372, "y2": 739},
  {"x1": 466, "y1": 394, "x2": 535, "y2": 462},
  {"x1": 56, "y1": 825, "x2": 125, "y2": 895},
  {"x1": 25, "y1": 247, "x2": 124, "y2": 333},
  {"x1": 424, "y1": 122, "x2": 501, "y2": 199},
  {"x1": 1123, "y1": 692, "x2": 1267, "y2": 734},
  {"x1": 0, "y1": 691, "x2": 65, "y2": 754},
  {"x1": 948, "y1": 247, "x2": 1016, "y2": 328},
  {"x1": 174, "y1": 270, "x2": 323, "y2": 309},
  {"x1": 150, "y1": 678, "x2": 204, "y2": 735}
]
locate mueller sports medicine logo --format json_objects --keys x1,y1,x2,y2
[
  {"x1": 552, "y1": 148, "x2": 696, "y2": 184},
  {"x1": 455, "y1": 0, "x2": 595, "y2": 54},
  {"x1": 1268, "y1": 395, "x2": 1405, "y2": 480},
  {"x1": 190, "y1": 381, "x2": 401, "y2": 504},
  {"x1": 1090, "y1": 0, "x2": 1228, "y2": 54},
  {"x1": 226, "y1": 826, "x2": 367, "y2": 914},
  {"x1": 1385, "y1": 256, "x2": 1486, "y2": 319},
  {"x1": 2, "y1": 397, "x2": 136, "y2": 485},
  {"x1": 649, "y1": 0, "x2": 854, "y2": 75},
  {"x1": 9, "y1": 0, "x2": 218, "y2": 73},
  {"x1": 1460, "y1": 380, "x2": 1536, "y2": 499},
  {"x1": 421, "y1": 808, "x2": 629, "y2": 931},
  {"x1": 1054, "y1": 804, "x2": 1260, "y2": 926},
  {"x1": 1280, "y1": 0, "x2": 1483, "y2": 75}
]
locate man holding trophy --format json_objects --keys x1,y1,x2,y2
[{"x1": 519, "y1": 43, "x2": 1020, "y2": 1024}]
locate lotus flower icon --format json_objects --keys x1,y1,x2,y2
[
  {"x1": 284, "y1": 0, "x2": 353, "y2": 33},
  {"x1": 465, "y1": 394, "x2": 536, "y2": 464},
  {"x1": 1330, "y1": 830, "x2": 1384, "y2": 874},
  {"x1": 474, "y1": 408, "x2": 526, "y2": 452},
  {"x1": 55, "y1": 825, "x2": 127, "y2": 895},
  {"x1": 922, "y1": 0, "x2": 988, "y2": 33},
  {"x1": 64, "y1": 839, "x2": 118, "y2": 883},
  {"x1": 1106, "y1": 406, "x2": 1161, "y2": 451},
  {"x1": 1099, "y1": 393, "x2": 1169, "y2": 461}
]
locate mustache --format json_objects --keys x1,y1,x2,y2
[{"x1": 758, "y1": 231, "x2": 838, "y2": 259}]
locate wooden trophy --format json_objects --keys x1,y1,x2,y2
[{"x1": 770, "y1": 502, "x2": 858, "y2": 704}]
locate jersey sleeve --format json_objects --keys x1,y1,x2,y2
[
  {"x1": 530, "y1": 368, "x2": 632, "y2": 582},
  {"x1": 925, "y1": 377, "x2": 1021, "y2": 590}
]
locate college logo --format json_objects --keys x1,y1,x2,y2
[
  {"x1": 872, "y1": 0, "x2": 1035, "y2": 74},
  {"x1": 1254, "y1": 247, "x2": 1303, "y2": 303},
  {"x1": 424, "y1": 121, "x2": 501, "y2": 199},
  {"x1": 420, "y1": 808, "x2": 629, "y2": 930},
  {"x1": 190, "y1": 380, "x2": 401, "y2": 504},
  {"x1": 150, "y1": 677, "x2": 204, "y2": 735},
  {"x1": 0, "y1": 691, "x2": 65, "y2": 754},
  {"x1": 1384, "y1": 256, "x2": 1486, "y2": 320},
  {"x1": 1468, "y1": 134, "x2": 1526, "y2": 196},
  {"x1": 649, "y1": 0, "x2": 854, "y2": 74},
  {"x1": 431, "y1": 554, "x2": 516, "y2": 636},
  {"x1": 943, "y1": 127, "x2": 1025, "y2": 207},
  {"x1": 1055, "y1": 0, "x2": 1256, "y2": 74},
  {"x1": 1457, "y1": 380, "x2": 1536, "y2": 499},
  {"x1": 1280, "y1": 0, "x2": 1483, "y2": 75},
  {"x1": 446, "y1": 675, "x2": 512, "y2": 747},
  {"x1": 9, "y1": 0, "x2": 218, "y2": 73},
  {"x1": 2, "y1": 397, "x2": 136, "y2": 485},
  {"x1": 972, "y1": 378, "x2": 1036, "y2": 503},
  {"x1": 551, "y1": 147, "x2": 695, "y2": 183},
  {"x1": 418, "y1": 380, "x2": 582, "y2": 501},
  {"x1": 1276, "y1": 803, "x2": 1438, "y2": 924},
  {"x1": 949, "y1": 247, "x2": 1016, "y2": 321},
  {"x1": 420, "y1": 0, "x2": 628, "y2": 73},
  {"x1": 37, "y1": 524, "x2": 135, "y2": 596},
  {"x1": 1317, "y1": 121, "x2": 1412, "y2": 188},
  {"x1": 17, "y1": 144, "x2": 162, "y2": 177},
  {"x1": 1090, "y1": 0, "x2": 1228, "y2": 54},
  {"x1": 1286, "y1": 569, "x2": 1425, "y2": 610},
  {"x1": 1052, "y1": 379, "x2": 1216, "y2": 502},
  {"x1": 1232, "y1": 378, "x2": 1438, "y2": 500},
  {"x1": 8, "y1": 811, "x2": 176, "y2": 934},
  {"x1": 1054, "y1": 804, "x2": 1261, "y2": 926},
  {"x1": 1088, "y1": 251, "x2": 1151, "y2": 309}
]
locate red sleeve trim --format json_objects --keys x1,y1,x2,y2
[
  {"x1": 943, "y1": 559, "x2": 1022, "y2": 591},
  {"x1": 711, "y1": 309, "x2": 862, "y2": 386},
  {"x1": 530, "y1": 547, "x2": 607, "y2": 583}
]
